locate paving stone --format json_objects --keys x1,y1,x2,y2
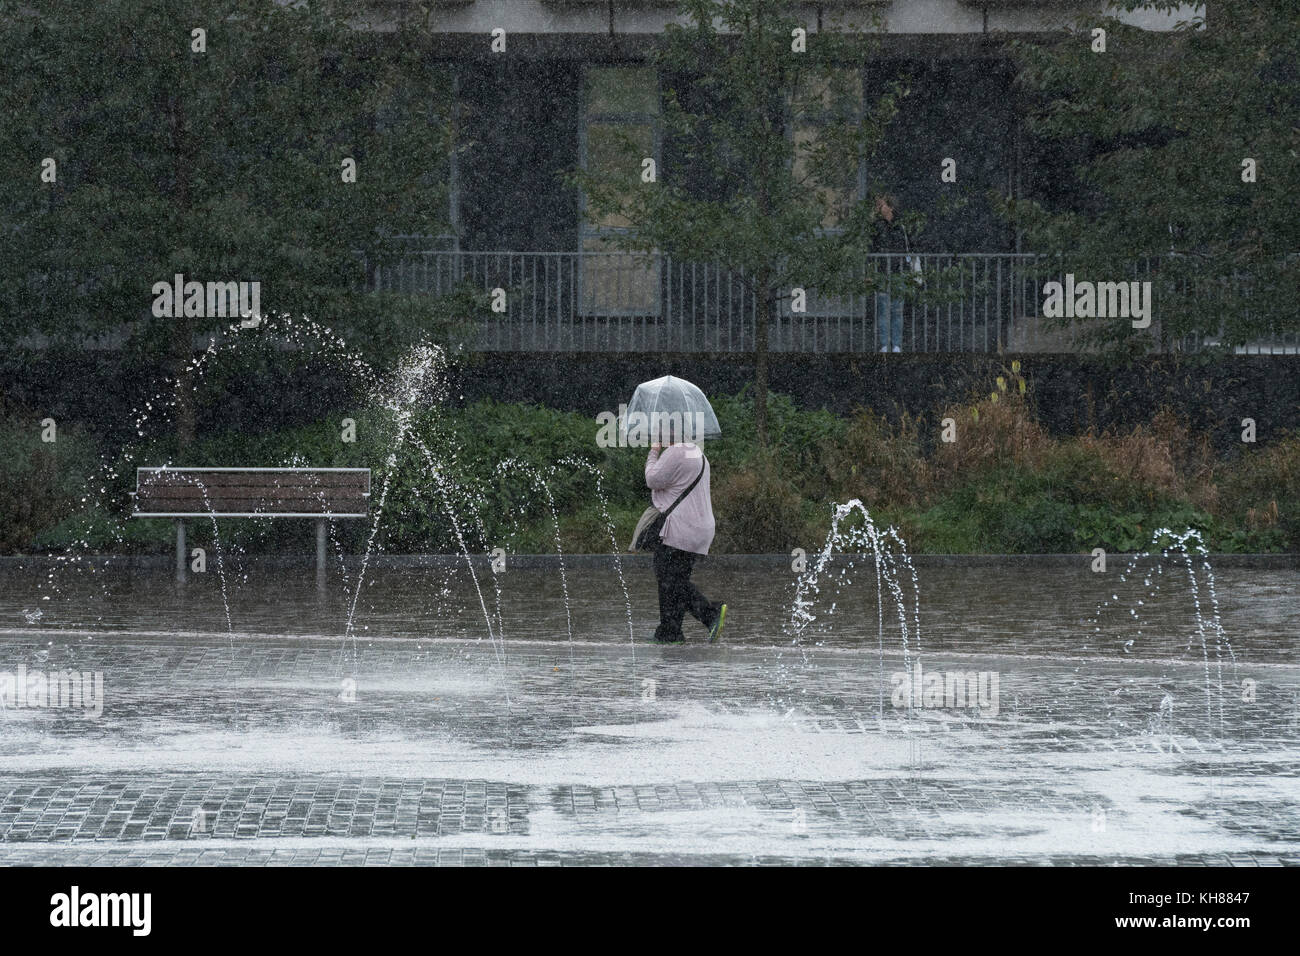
[{"x1": 1, "y1": 565, "x2": 1297, "y2": 864}]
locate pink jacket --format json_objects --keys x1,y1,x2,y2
[{"x1": 645, "y1": 443, "x2": 715, "y2": 555}]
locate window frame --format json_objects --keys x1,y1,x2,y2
[
  {"x1": 783, "y1": 66, "x2": 870, "y2": 319},
  {"x1": 577, "y1": 63, "x2": 663, "y2": 318}
]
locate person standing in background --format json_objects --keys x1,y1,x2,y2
[{"x1": 872, "y1": 193, "x2": 915, "y2": 353}]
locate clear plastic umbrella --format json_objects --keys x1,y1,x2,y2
[{"x1": 624, "y1": 374, "x2": 722, "y2": 444}]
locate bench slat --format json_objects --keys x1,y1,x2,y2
[
  {"x1": 133, "y1": 468, "x2": 371, "y2": 518},
  {"x1": 136, "y1": 497, "x2": 369, "y2": 514},
  {"x1": 136, "y1": 484, "x2": 370, "y2": 499},
  {"x1": 138, "y1": 472, "x2": 369, "y2": 490}
]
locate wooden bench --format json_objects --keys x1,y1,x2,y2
[{"x1": 131, "y1": 467, "x2": 371, "y2": 582}]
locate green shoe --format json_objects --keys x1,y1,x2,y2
[{"x1": 708, "y1": 604, "x2": 727, "y2": 644}]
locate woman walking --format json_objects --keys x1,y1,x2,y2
[{"x1": 645, "y1": 428, "x2": 726, "y2": 644}]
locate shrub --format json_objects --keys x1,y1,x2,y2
[
  {"x1": 1071, "y1": 504, "x2": 1218, "y2": 553},
  {"x1": 711, "y1": 453, "x2": 809, "y2": 553},
  {"x1": 1216, "y1": 432, "x2": 1300, "y2": 549},
  {"x1": 709, "y1": 389, "x2": 846, "y2": 500},
  {"x1": 914, "y1": 465, "x2": 1075, "y2": 553},
  {"x1": 819, "y1": 409, "x2": 927, "y2": 509},
  {"x1": 1073, "y1": 430, "x2": 1179, "y2": 497},
  {"x1": 932, "y1": 362, "x2": 1050, "y2": 483},
  {"x1": 0, "y1": 411, "x2": 99, "y2": 553},
  {"x1": 11, "y1": 377, "x2": 1295, "y2": 557}
]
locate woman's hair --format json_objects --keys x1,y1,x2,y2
[{"x1": 877, "y1": 192, "x2": 900, "y2": 215}]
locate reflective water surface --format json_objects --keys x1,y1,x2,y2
[{"x1": 0, "y1": 563, "x2": 1295, "y2": 865}]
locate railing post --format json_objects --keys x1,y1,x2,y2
[
  {"x1": 316, "y1": 518, "x2": 327, "y2": 589},
  {"x1": 371, "y1": 245, "x2": 1145, "y2": 357},
  {"x1": 175, "y1": 519, "x2": 186, "y2": 585},
  {"x1": 998, "y1": 256, "x2": 1008, "y2": 353}
]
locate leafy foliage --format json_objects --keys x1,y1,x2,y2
[
  {"x1": 12, "y1": 375, "x2": 1300, "y2": 555},
  {"x1": 568, "y1": 0, "x2": 912, "y2": 443},
  {"x1": 1002, "y1": 1, "x2": 1300, "y2": 351},
  {"x1": 0, "y1": 406, "x2": 97, "y2": 553},
  {"x1": 0, "y1": 0, "x2": 477, "y2": 370}
]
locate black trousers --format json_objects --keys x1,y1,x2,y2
[{"x1": 653, "y1": 541, "x2": 718, "y2": 642}]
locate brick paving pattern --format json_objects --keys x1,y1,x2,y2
[{"x1": 0, "y1": 564, "x2": 1296, "y2": 865}]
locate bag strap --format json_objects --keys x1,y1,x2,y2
[{"x1": 661, "y1": 458, "x2": 706, "y2": 520}]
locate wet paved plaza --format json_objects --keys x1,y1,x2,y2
[{"x1": 0, "y1": 561, "x2": 1297, "y2": 865}]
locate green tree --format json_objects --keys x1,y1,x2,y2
[
  {"x1": 572, "y1": 0, "x2": 909, "y2": 446},
  {"x1": 1002, "y1": 0, "x2": 1300, "y2": 353},
  {"x1": 0, "y1": 0, "x2": 477, "y2": 447}
]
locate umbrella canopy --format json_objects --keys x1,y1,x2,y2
[{"x1": 624, "y1": 374, "x2": 722, "y2": 444}]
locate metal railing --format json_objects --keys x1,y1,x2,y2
[{"x1": 367, "y1": 249, "x2": 1299, "y2": 354}]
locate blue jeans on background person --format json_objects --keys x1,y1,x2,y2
[{"x1": 876, "y1": 291, "x2": 903, "y2": 351}]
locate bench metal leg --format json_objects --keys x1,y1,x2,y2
[
  {"x1": 175, "y1": 519, "x2": 186, "y2": 585},
  {"x1": 316, "y1": 518, "x2": 327, "y2": 588}
]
